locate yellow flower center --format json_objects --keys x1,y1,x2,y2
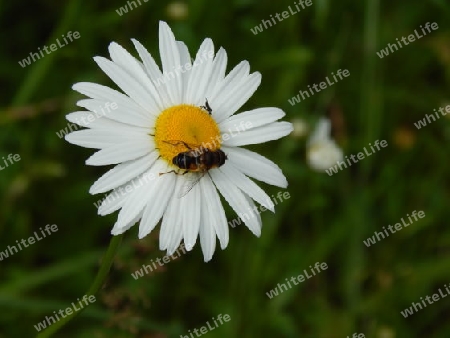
[{"x1": 154, "y1": 104, "x2": 222, "y2": 165}]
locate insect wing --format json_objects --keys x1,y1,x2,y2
[{"x1": 178, "y1": 172, "x2": 204, "y2": 198}]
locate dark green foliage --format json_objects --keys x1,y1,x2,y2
[{"x1": 1, "y1": 0, "x2": 449, "y2": 337}]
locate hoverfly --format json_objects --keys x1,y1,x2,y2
[
  {"x1": 170, "y1": 141, "x2": 226, "y2": 172},
  {"x1": 161, "y1": 140, "x2": 227, "y2": 197}
]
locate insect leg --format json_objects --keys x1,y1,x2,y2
[{"x1": 162, "y1": 140, "x2": 193, "y2": 150}]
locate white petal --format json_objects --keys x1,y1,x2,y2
[
  {"x1": 115, "y1": 161, "x2": 169, "y2": 232},
  {"x1": 223, "y1": 146, "x2": 287, "y2": 188},
  {"x1": 210, "y1": 169, "x2": 261, "y2": 237},
  {"x1": 204, "y1": 47, "x2": 227, "y2": 100},
  {"x1": 185, "y1": 38, "x2": 214, "y2": 104},
  {"x1": 219, "y1": 163, "x2": 274, "y2": 212},
  {"x1": 159, "y1": 176, "x2": 184, "y2": 251},
  {"x1": 219, "y1": 107, "x2": 285, "y2": 133},
  {"x1": 169, "y1": 242, "x2": 187, "y2": 259},
  {"x1": 180, "y1": 175, "x2": 201, "y2": 250},
  {"x1": 86, "y1": 141, "x2": 152, "y2": 165},
  {"x1": 199, "y1": 174, "x2": 229, "y2": 249},
  {"x1": 76, "y1": 98, "x2": 154, "y2": 129},
  {"x1": 66, "y1": 111, "x2": 151, "y2": 133},
  {"x1": 93, "y1": 57, "x2": 159, "y2": 116},
  {"x1": 243, "y1": 192, "x2": 262, "y2": 232},
  {"x1": 98, "y1": 186, "x2": 131, "y2": 216},
  {"x1": 116, "y1": 188, "x2": 149, "y2": 233},
  {"x1": 89, "y1": 152, "x2": 159, "y2": 194},
  {"x1": 66, "y1": 111, "x2": 148, "y2": 132},
  {"x1": 111, "y1": 210, "x2": 143, "y2": 235},
  {"x1": 131, "y1": 38, "x2": 172, "y2": 108},
  {"x1": 159, "y1": 205, "x2": 176, "y2": 251},
  {"x1": 131, "y1": 39, "x2": 162, "y2": 79},
  {"x1": 209, "y1": 61, "x2": 249, "y2": 115},
  {"x1": 214, "y1": 72, "x2": 261, "y2": 123},
  {"x1": 73, "y1": 83, "x2": 154, "y2": 126},
  {"x1": 65, "y1": 129, "x2": 115, "y2": 149},
  {"x1": 222, "y1": 121, "x2": 293, "y2": 147},
  {"x1": 138, "y1": 167, "x2": 176, "y2": 239},
  {"x1": 100, "y1": 167, "x2": 162, "y2": 218},
  {"x1": 199, "y1": 198, "x2": 216, "y2": 262},
  {"x1": 108, "y1": 42, "x2": 163, "y2": 110},
  {"x1": 159, "y1": 21, "x2": 182, "y2": 104},
  {"x1": 176, "y1": 41, "x2": 191, "y2": 100},
  {"x1": 65, "y1": 129, "x2": 149, "y2": 149}
]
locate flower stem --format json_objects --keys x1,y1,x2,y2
[{"x1": 36, "y1": 234, "x2": 123, "y2": 338}]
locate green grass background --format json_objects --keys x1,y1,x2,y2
[{"x1": 1, "y1": 0, "x2": 450, "y2": 337}]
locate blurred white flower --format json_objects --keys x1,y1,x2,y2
[
  {"x1": 290, "y1": 117, "x2": 309, "y2": 138},
  {"x1": 306, "y1": 118, "x2": 343, "y2": 172}
]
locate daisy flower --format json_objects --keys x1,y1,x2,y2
[
  {"x1": 65, "y1": 21, "x2": 292, "y2": 261},
  {"x1": 306, "y1": 117, "x2": 343, "y2": 172}
]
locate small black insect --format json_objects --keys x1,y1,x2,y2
[{"x1": 200, "y1": 99, "x2": 212, "y2": 114}]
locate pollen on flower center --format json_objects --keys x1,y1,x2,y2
[{"x1": 154, "y1": 104, "x2": 222, "y2": 165}]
